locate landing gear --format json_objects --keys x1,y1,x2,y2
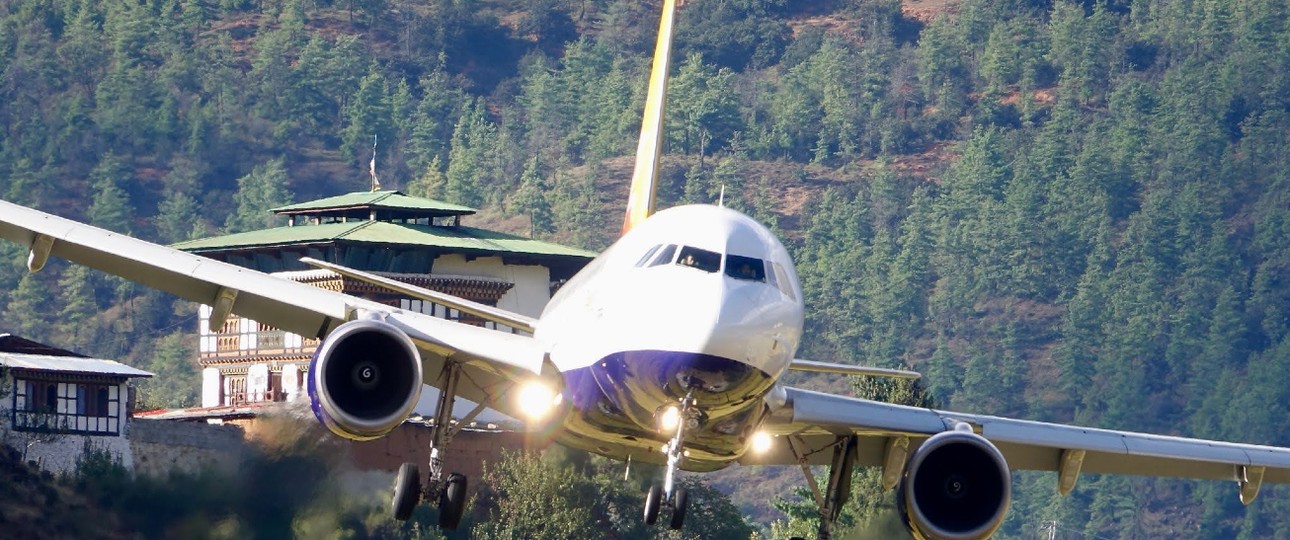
[
  {"x1": 644, "y1": 484, "x2": 663, "y2": 525},
  {"x1": 669, "y1": 486, "x2": 689, "y2": 530},
  {"x1": 643, "y1": 396, "x2": 699, "y2": 531},
  {"x1": 391, "y1": 463, "x2": 420, "y2": 521},
  {"x1": 438, "y1": 472, "x2": 468, "y2": 530},
  {"x1": 786, "y1": 435, "x2": 859, "y2": 540},
  {"x1": 390, "y1": 361, "x2": 490, "y2": 531}
]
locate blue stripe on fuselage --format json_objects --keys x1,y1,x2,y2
[{"x1": 556, "y1": 350, "x2": 774, "y2": 468}]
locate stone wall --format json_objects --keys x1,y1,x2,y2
[
  {"x1": 3, "y1": 429, "x2": 134, "y2": 476},
  {"x1": 128, "y1": 418, "x2": 247, "y2": 477},
  {"x1": 344, "y1": 422, "x2": 531, "y2": 481}
]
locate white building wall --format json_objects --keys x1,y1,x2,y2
[
  {"x1": 247, "y1": 364, "x2": 269, "y2": 402},
  {"x1": 201, "y1": 367, "x2": 221, "y2": 408},
  {"x1": 0, "y1": 375, "x2": 136, "y2": 475},
  {"x1": 431, "y1": 254, "x2": 552, "y2": 319},
  {"x1": 198, "y1": 304, "x2": 216, "y2": 353},
  {"x1": 282, "y1": 363, "x2": 301, "y2": 402}
]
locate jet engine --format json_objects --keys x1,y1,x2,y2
[
  {"x1": 897, "y1": 429, "x2": 1011, "y2": 540},
  {"x1": 308, "y1": 319, "x2": 423, "y2": 441}
]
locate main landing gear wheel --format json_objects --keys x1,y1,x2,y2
[
  {"x1": 644, "y1": 484, "x2": 664, "y2": 525},
  {"x1": 390, "y1": 360, "x2": 483, "y2": 532},
  {"x1": 669, "y1": 486, "x2": 689, "y2": 530},
  {"x1": 391, "y1": 463, "x2": 421, "y2": 521},
  {"x1": 438, "y1": 473, "x2": 468, "y2": 530}
]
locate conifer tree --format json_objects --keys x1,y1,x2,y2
[
  {"x1": 226, "y1": 158, "x2": 293, "y2": 233},
  {"x1": 512, "y1": 158, "x2": 553, "y2": 236},
  {"x1": 445, "y1": 99, "x2": 496, "y2": 207},
  {"x1": 88, "y1": 153, "x2": 134, "y2": 235}
]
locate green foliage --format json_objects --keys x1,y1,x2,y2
[
  {"x1": 66, "y1": 420, "x2": 444, "y2": 540},
  {"x1": 3, "y1": 0, "x2": 1290, "y2": 535},
  {"x1": 139, "y1": 332, "x2": 201, "y2": 409},
  {"x1": 476, "y1": 449, "x2": 753, "y2": 540},
  {"x1": 674, "y1": 0, "x2": 791, "y2": 70},
  {"x1": 226, "y1": 158, "x2": 294, "y2": 233},
  {"x1": 444, "y1": 99, "x2": 496, "y2": 207},
  {"x1": 4, "y1": 273, "x2": 55, "y2": 343},
  {"x1": 667, "y1": 52, "x2": 740, "y2": 160},
  {"x1": 511, "y1": 157, "x2": 554, "y2": 236},
  {"x1": 88, "y1": 152, "x2": 135, "y2": 234}
]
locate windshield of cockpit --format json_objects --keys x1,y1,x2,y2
[{"x1": 634, "y1": 244, "x2": 796, "y2": 299}]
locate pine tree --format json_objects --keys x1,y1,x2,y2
[
  {"x1": 4, "y1": 274, "x2": 54, "y2": 342},
  {"x1": 341, "y1": 69, "x2": 394, "y2": 167},
  {"x1": 88, "y1": 152, "x2": 134, "y2": 234},
  {"x1": 444, "y1": 99, "x2": 496, "y2": 207},
  {"x1": 57, "y1": 265, "x2": 99, "y2": 353},
  {"x1": 140, "y1": 332, "x2": 200, "y2": 409},
  {"x1": 225, "y1": 158, "x2": 294, "y2": 233},
  {"x1": 511, "y1": 158, "x2": 553, "y2": 236}
]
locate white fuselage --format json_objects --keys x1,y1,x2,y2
[{"x1": 533, "y1": 205, "x2": 805, "y2": 469}]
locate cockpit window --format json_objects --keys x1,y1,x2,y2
[
  {"x1": 647, "y1": 244, "x2": 678, "y2": 267},
  {"x1": 725, "y1": 254, "x2": 766, "y2": 282},
  {"x1": 635, "y1": 244, "x2": 662, "y2": 267},
  {"x1": 676, "y1": 246, "x2": 721, "y2": 273},
  {"x1": 770, "y1": 261, "x2": 796, "y2": 300}
]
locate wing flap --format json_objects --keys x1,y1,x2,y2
[{"x1": 750, "y1": 385, "x2": 1290, "y2": 484}]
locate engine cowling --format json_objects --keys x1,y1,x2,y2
[
  {"x1": 308, "y1": 319, "x2": 423, "y2": 441},
  {"x1": 897, "y1": 430, "x2": 1011, "y2": 540}
]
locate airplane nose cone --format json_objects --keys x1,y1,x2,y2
[{"x1": 708, "y1": 282, "x2": 797, "y2": 376}]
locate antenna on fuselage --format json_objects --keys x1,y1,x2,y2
[{"x1": 622, "y1": 0, "x2": 680, "y2": 235}]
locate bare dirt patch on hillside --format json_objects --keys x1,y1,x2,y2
[{"x1": 902, "y1": 0, "x2": 964, "y2": 22}]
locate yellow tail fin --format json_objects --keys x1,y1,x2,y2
[{"x1": 622, "y1": 0, "x2": 679, "y2": 235}]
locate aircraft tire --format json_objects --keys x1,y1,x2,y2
[
  {"x1": 391, "y1": 463, "x2": 421, "y2": 521},
  {"x1": 438, "y1": 473, "x2": 468, "y2": 530},
  {"x1": 669, "y1": 487, "x2": 689, "y2": 530},
  {"x1": 644, "y1": 484, "x2": 663, "y2": 525}
]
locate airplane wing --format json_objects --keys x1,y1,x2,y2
[
  {"x1": 0, "y1": 199, "x2": 555, "y2": 418},
  {"x1": 742, "y1": 385, "x2": 1290, "y2": 502},
  {"x1": 298, "y1": 256, "x2": 538, "y2": 334},
  {"x1": 788, "y1": 358, "x2": 921, "y2": 379}
]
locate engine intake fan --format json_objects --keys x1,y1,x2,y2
[
  {"x1": 898, "y1": 429, "x2": 1011, "y2": 540},
  {"x1": 309, "y1": 319, "x2": 423, "y2": 441}
]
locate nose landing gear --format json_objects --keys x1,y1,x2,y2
[{"x1": 643, "y1": 397, "x2": 698, "y2": 530}]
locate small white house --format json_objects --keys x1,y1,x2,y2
[{"x1": 0, "y1": 333, "x2": 153, "y2": 474}]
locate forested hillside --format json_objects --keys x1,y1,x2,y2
[{"x1": 3, "y1": 0, "x2": 1290, "y2": 538}]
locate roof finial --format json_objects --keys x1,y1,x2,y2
[{"x1": 369, "y1": 134, "x2": 382, "y2": 192}]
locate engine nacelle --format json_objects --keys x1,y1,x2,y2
[
  {"x1": 308, "y1": 319, "x2": 423, "y2": 441},
  {"x1": 897, "y1": 430, "x2": 1011, "y2": 540}
]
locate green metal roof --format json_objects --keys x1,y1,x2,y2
[
  {"x1": 173, "y1": 221, "x2": 596, "y2": 260},
  {"x1": 271, "y1": 190, "x2": 477, "y2": 216}
]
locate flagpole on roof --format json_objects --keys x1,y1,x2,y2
[{"x1": 370, "y1": 134, "x2": 382, "y2": 192}]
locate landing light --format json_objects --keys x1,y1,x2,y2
[
  {"x1": 659, "y1": 405, "x2": 681, "y2": 432},
  {"x1": 750, "y1": 431, "x2": 773, "y2": 454},
  {"x1": 518, "y1": 380, "x2": 561, "y2": 420}
]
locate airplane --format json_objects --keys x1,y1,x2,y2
[{"x1": 5, "y1": 1, "x2": 1290, "y2": 539}]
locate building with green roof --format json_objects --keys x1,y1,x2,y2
[{"x1": 178, "y1": 190, "x2": 596, "y2": 409}]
